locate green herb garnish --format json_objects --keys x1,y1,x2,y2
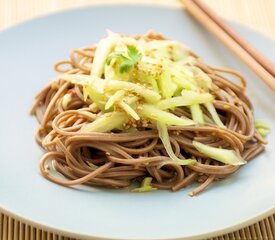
[{"x1": 106, "y1": 45, "x2": 142, "y2": 73}]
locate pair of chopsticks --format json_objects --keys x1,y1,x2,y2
[{"x1": 180, "y1": 0, "x2": 275, "y2": 92}]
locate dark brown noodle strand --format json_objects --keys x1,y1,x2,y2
[{"x1": 32, "y1": 33, "x2": 267, "y2": 196}]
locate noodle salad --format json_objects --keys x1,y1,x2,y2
[{"x1": 31, "y1": 31, "x2": 269, "y2": 196}]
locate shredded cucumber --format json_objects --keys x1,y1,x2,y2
[
  {"x1": 105, "y1": 90, "x2": 125, "y2": 110},
  {"x1": 204, "y1": 102, "x2": 225, "y2": 128},
  {"x1": 132, "y1": 177, "x2": 157, "y2": 193},
  {"x1": 193, "y1": 141, "x2": 246, "y2": 165},
  {"x1": 105, "y1": 80, "x2": 161, "y2": 103},
  {"x1": 159, "y1": 70, "x2": 178, "y2": 99},
  {"x1": 139, "y1": 104, "x2": 195, "y2": 126},
  {"x1": 92, "y1": 34, "x2": 119, "y2": 77},
  {"x1": 58, "y1": 31, "x2": 253, "y2": 169},
  {"x1": 190, "y1": 104, "x2": 204, "y2": 124},
  {"x1": 157, "y1": 122, "x2": 196, "y2": 166},
  {"x1": 157, "y1": 91, "x2": 213, "y2": 109},
  {"x1": 80, "y1": 112, "x2": 128, "y2": 133},
  {"x1": 254, "y1": 119, "x2": 270, "y2": 137},
  {"x1": 119, "y1": 101, "x2": 140, "y2": 120}
]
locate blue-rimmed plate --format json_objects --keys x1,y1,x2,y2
[{"x1": 0, "y1": 5, "x2": 274, "y2": 240}]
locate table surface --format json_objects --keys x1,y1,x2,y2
[
  {"x1": 0, "y1": 1, "x2": 275, "y2": 240},
  {"x1": 1, "y1": 0, "x2": 275, "y2": 40}
]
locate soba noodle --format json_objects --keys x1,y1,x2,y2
[{"x1": 31, "y1": 32, "x2": 267, "y2": 196}]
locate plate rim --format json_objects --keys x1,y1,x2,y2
[
  {"x1": 1, "y1": 204, "x2": 275, "y2": 240},
  {"x1": 0, "y1": 2, "x2": 178, "y2": 34}
]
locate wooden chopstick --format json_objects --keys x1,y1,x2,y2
[
  {"x1": 192, "y1": 0, "x2": 275, "y2": 78},
  {"x1": 180, "y1": 0, "x2": 275, "y2": 91}
]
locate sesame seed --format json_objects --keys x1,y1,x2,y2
[{"x1": 223, "y1": 105, "x2": 230, "y2": 110}]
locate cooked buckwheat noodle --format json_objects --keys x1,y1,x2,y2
[{"x1": 31, "y1": 32, "x2": 267, "y2": 196}]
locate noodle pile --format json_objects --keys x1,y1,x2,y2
[{"x1": 31, "y1": 32, "x2": 267, "y2": 196}]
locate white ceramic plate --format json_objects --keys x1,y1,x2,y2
[{"x1": 0, "y1": 5, "x2": 274, "y2": 240}]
